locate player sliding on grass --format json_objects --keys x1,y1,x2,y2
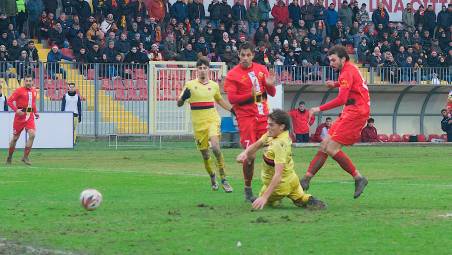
[
  {"x1": 237, "y1": 110, "x2": 326, "y2": 210},
  {"x1": 224, "y1": 42, "x2": 277, "y2": 202},
  {"x1": 6, "y1": 74, "x2": 39, "y2": 165},
  {"x1": 177, "y1": 57, "x2": 234, "y2": 192},
  {"x1": 299, "y1": 45, "x2": 370, "y2": 199}
]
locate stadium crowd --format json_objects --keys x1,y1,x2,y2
[{"x1": 0, "y1": 0, "x2": 450, "y2": 81}]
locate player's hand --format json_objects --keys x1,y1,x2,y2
[
  {"x1": 309, "y1": 107, "x2": 320, "y2": 117},
  {"x1": 35, "y1": 113, "x2": 40, "y2": 119},
  {"x1": 236, "y1": 151, "x2": 248, "y2": 163},
  {"x1": 252, "y1": 196, "x2": 268, "y2": 210},
  {"x1": 16, "y1": 109, "x2": 25, "y2": 116},
  {"x1": 181, "y1": 89, "x2": 191, "y2": 101},
  {"x1": 326, "y1": 80, "x2": 336, "y2": 88},
  {"x1": 265, "y1": 69, "x2": 276, "y2": 87}
]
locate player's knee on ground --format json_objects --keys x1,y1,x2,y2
[{"x1": 292, "y1": 194, "x2": 312, "y2": 207}]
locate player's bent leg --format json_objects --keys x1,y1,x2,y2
[
  {"x1": 300, "y1": 137, "x2": 331, "y2": 190},
  {"x1": 6, "y1": 134, "x2": 21, "y2": 164},
  {"x1": 210, "y1": 136, "x2": 233, "y2": 193},
  {"x1": 243, "y1": 159, "x2": 257, "y2": 203},
  {"x1": 201, "y1": 149, "x2": 218, "y2": 191},
  {"x1": 327, "y1": 140, "x2": 368, "y2": 199}
]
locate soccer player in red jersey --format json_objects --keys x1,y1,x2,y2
[
  {"x1": 299, "y1": 45, "x2": 370, "y2": 199},
  {"x1": 224, "y1": 42, "x2": 277, "y2": 202},
  {"x1": 6, "y1": 74, "x2": 39, "y2": 165}
]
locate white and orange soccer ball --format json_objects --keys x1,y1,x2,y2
[{"x1": 80, "y1": 189, "x2": 103, "y2": 211}]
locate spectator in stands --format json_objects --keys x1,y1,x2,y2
[
  {"x1": 338, "y1": 0, "x2": 353, "y2": 29},
  {"x1": 370, "y1": 46, "x2": 384, "y2": 68},
  {"x1": 43, "y1": 0, "x2": 57, "y2": 17},
  {"x1": 86, "y1": 23, "x2": 104, "y2": 47},
  {"x1": 0, "y1": 81, "x2": 7, "y2": 111},
  {"x1": 26, "y1": 0, "x2": 44, "y2": 39},
  {"x1": 331, "y1": 20, "x2": 346, "y2": 45},
  {"x1": 289, "y1": 101, "x2": 315, "y2": 143},
  {"x1": 74, "y1": 0, "x2": 92, "y2": 25},
  {"x1": 383, "y1": 52, "x2": 399, "y2": 83},
  {"x1": 180, "y1": 43, "x2": 197, "y2": 61},
  {"x1": 232, "y1": 0, "x2": 247, "y2": 23},
  {"x1": 61, "y1": 83, "x2": 82, "y2": 145},
  {"x1": 124, "y1": 46, "x2": 149, "y2": 64},
  {"x1": 247, "y1": 1, "x2": 260, "y2": 34},
  {"x1": 372, "y1": 2, "x2": 390, "y2": 28},
  {"x1": 100, "y1": 14, "x2": 118, "y2": 35},
  {"x1": 441, "y1": 109, "x2": 452, "y2": 142},
  {"x1": 302, "y1": 0, "x2": 316, "y2": 29},
  {"x1": 116, "y1": 33, "x2": 131, "y2": 55},
  {"x1": 188, "y1": 0, "x2": 205, "y2": 22},
  {"x1": 288, "y1": 0, "x2": 301, "y2": 27},
  {"x1": 208, "y1": 0, "x2": 222, "y2": 28},
  {"x1": 258, "y1": 0, "x2": 271, "y2": 22},
  {"x1": 423, "y1": 5, "x2": 436, "y2": 36},
  {"x1": 271, "y1": 0, "x2": 289, "y2": 25},
  {"x1": 402, "y1": 3, "x2": 415, "y2": 31},
  {"x1": 414, "y1": 5, "x2": 425, "y2": 28},
  {"x1": 23, "y1": 40, "x2": 39, "y2": 62},
  {"x1": 437, "y1": 5, "x2": 451, "y2": 31},
  {"x1": 49, "y1": 23, "x2": 68, "y2": 48},
  {"x1": 219, "y1": 0, "x2": 232, "y2": 29},
  {"x1": 356, "y1": 3, "x2": 369, "y2": 29},
  {"x1": 148, "y1": 43, "x2": 163, "y2": 61},
  {"x1": 358, "y1": 37, "x2": 369, "y2": 64},
  {"x1": 312, "y1": 117, "x2": 332, "y2": 142},
  {"x1": 361, "y1": 118, "x2": 380, "y2": 143},
  {"x1": 400, "y1": 56, "x2": 415, "y2": 82},
  {"x1": 46, "y1": 45, "x2": 74, "y2": 79}
]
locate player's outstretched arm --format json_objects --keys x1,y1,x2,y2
[
  {"x1": 252, "y1": 163, "x2": 284, "y2": 210},
  {"x1": 264, "y1": 69, "x2": 277, "y2": 97},
  {"x1": 236, "y1": 138, "x2": 264, "y2": 164}
]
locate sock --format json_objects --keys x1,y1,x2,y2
[
  {"x1": 203, "y1": 157, "x2": 214, "y2": 176},
  {"x1": 332, "y1": 150, "x2": 358, "y2": 177},
  {"x1": 242, "y1": 160, "x2": 254, "y2": 187},
  {"x1": 24, "y1": 147, "x2": 32, "y2": 158},
  {"x1": 306, "y1": 151, "x2": 328, "y2": 177},
  {"x1": 8, "y1": 146, "x2": 15, "y2": 157},
  {"x1": 215, "y1": 152, "x2": 226, "y2": 180}
]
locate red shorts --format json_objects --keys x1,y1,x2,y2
[
  {"x1": 236, "y1": 115, "x2": 267, "y2": 148},
  {"x1": 329, "y1": 108, "x2": 369, "y2": 146},
  {"x1": 13, "y1": 116, "x2": 36, "y2": 136}
]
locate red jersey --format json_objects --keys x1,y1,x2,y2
[
  {"x1": 361, "y1": 126, "x2": 379, "y2": 142},
  {"x1": 319, "y1": 61, "x2": 370, "y2": 113},
  {"x1": 7, "y1": 86, "x2": 38, "y2": 117},
  {"x1": 289, "y1": 109, "x2": 315, "y2": 134},
  {"x1": 312, "y1": 123, "x2": 328, "y2": 142},
  {"x1": 224, "y1": 63, "x2": 276, "y2": 118}
]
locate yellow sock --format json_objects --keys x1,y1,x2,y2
[
  {"x1": 203, "y1": 157, "x2": 214, "y2": 176},
  {"x1": 215, "y1": 153, "x2": 226, "y2": 180}
]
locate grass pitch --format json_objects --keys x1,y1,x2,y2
[{"x1": 0, "y1": 142, "x2": 451, "y2": 254}]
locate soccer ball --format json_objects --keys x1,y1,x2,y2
[{"x1": 80, "y1": 189, "x2": 103, "y2": 211}]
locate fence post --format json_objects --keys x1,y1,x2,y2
[
  {"x1": 321, "y1": 66, "x2": 326, "y2": 83},
  {"x1": 94, "y1": 63, "x2": 99, "y2": 137},
  {"x1": 369, "y1": 67, "x2": 374, "y2": 85},
  {"x1": 38, "y1": 61, "x2": 45, "y2": 111}
]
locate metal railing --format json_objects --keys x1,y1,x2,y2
[{"x1": 1, "y1": 61, "x2": 450, "y2": 137}]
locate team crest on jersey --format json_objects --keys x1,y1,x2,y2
[
  {"x1": 241, "y1": 75, "x2": 248, "y2": 82},
  {"x1": 258, "y1": 72, "x2": 264, "y2": 78},
  {"x1": 339, "y1": 79, "x2": 349, "y2": 88}
]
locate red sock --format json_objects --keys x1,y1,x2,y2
[
  {"x1": 8, "y1": 146, "x2": 15, "y2": 157},
  {"x1": 24, "y1": 147, "x2": 31, "y2": 157},
  {"x1": 306, "y1": 151, "x2": 328, "y2": 176},
  {"x1": 332, "y1": 151, "x2": 358, "y2": 177},
  {"x1": 242, "y1": 160, "x2": 254, "y2": 187}
]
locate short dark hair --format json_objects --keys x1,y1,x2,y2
[
  {"x1": 326, "y1": 117, "x2": 332, "y2": 121},
  {"x1": 239, "y1": 42, "x2": 255, "y2": 53},
  {"x1": 327, "y1": 45, "x2": 350, "y2": 61},
  {"x1": 298, "y1": 101, "x2": 306, "y2": 105},
  {"x1": 441, "y1": 109, "x2": 447, "y2": 113},
  {"x1": 24, "y1": 73, "x2": 33, "y2": 79},
  {"x1": 368, "y1": 118, "x2": 375, "y2": 123},
  {"x1": 196, "y1": 56, "x2": 210, "y2": 67},
  {"x1": 268, "y1": 109, "x2": 290, "y2": 131},
  {"x1": 68, "y1": 82, "x2": 75, "y2": 87}
]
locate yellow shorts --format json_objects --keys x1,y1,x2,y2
[
  {"x1": 259, "y1": 174, "x2": 311, "y2": 204},
  {"x1": 193, "y1": 120, "x2": 220, "y2": 150}
]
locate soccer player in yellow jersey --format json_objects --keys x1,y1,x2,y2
[
  {"x1": 177, "y1": 57, "x2": 234, "y2": 192},
  {"x1": 237, "y1": 109, "x2": 326, "y2": 209}
]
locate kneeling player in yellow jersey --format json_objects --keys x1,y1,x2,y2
[
  {"x1": 177, "y1": 57, "x2": 234, "y2": 192},
  {"x1": 237, "y1": 110, "x2": 326, "y2": 209}
]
